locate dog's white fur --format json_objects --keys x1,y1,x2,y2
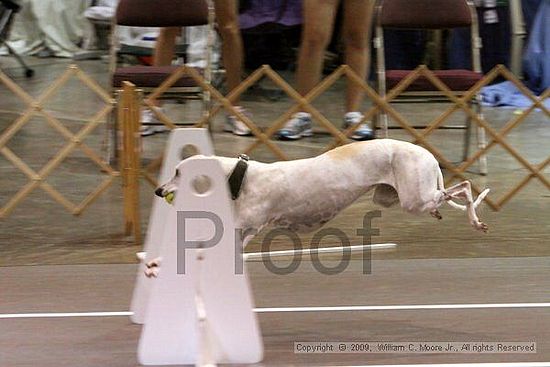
[{"x1": 157, "y1": 139, "x2": 489, "y2": 235}]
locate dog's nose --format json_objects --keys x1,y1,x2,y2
[{"x1": 154, "y1": 187, "x2": 164, "y2": 197}]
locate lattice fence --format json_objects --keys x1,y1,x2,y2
[
  {"x1": 1, "y1": 63, "x2": 548, "y2": 223},
  {"x1": 136, "y1": 63, "x2": 549, "y2": 212},
  {"x1": 0, "y1": 65, "x2": 118, "y2": 218}
]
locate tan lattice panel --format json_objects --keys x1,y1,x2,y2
[
  {"x1": 130, "y1": 63, "x2": 549, "y2": 210},
  {"x1": 440, "y1": 66, "x2": 550, "y2": 209},
  {"x1": 395, "y1": 66, "x2": 550, "y2": 210},
  {"x1": 345, "y1": 64, "x2": 549, "y2": 210},
  {"x1": 0, "y1": 65, "x2": 118, "y2": 218}
]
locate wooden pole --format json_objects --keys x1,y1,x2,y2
[{"x1": 119, "y1": 81, "x2": 142, "y2": 244}]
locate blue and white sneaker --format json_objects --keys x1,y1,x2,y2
[
  {"x1": 278, "y1": 112, "x2": 313, "y2": 140},
  {"x1": 342, "y1": 112, "x2": 374, "y2": 141}
]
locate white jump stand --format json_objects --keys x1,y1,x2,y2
[
  {"x1": 136, "y1": 152, "x2": 263, "y2": 365},
  {"x1": 131, "y1": 128, "x2": 214, "y2": 324}
]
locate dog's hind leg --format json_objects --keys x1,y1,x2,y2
[{"x1": 445, "y1": 181, "x2": 488, "y2": 232}]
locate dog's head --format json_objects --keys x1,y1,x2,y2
[
  {"x1": 155, "y1": 155, "x2": 240, "y2": 204},
  {"x1": 155, "y1": 161, "x2": 184, "y2": 204}
]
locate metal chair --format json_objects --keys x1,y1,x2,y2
[
  {"x1": 374, "y1": 0, "x2": 487, "y2": 174},
  {"x1": 106, "y1": 0, "x2": 215, "y2": 161},
  {"x1": 110, "y1": 0, "x2": 215, "y2": 100}
]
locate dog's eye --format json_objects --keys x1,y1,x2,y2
[{"x1": 175, "y1": 169, "x2": 180, "y2": 177}]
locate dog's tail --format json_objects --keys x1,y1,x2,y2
[{"x1": 438, "y1": 169, "x2": 490, "y2": 210}]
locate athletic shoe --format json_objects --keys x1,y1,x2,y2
[
  {"x1": 342, "y1": 111, "x2": 374, "y2": 141},
  {"x1": 224, "y1": 106, "x2": 252, "y2": 136},
  {"x1": 277, "y1": 112, "x2": 313, "y2": 140},
  {"x1": 139, "y1": 124, "x2": 169, "y2": 137},
  {"x1": 140, "y1": 107, "x2": 168, "y2": 137}
]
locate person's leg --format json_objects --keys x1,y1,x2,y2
[
  {"x1": 296, "y1": 0, "x2": 340, "y2": 96},
  {"x1": 213, "y1": 0, "x2": 251, "y2": 136},
  {"x1": 213, "y1": 0, "x2": 243, "y2": 100},
  {"x1": 154, "y1": 27, "x2": 180, "y2": 66},
  {"x1": 342, "y1": 0, "x2": 374, "y2": 112},
  {"x1": 278, "y1": 0, "x2": 339, "y2": 140},
  {"x1": 141, "y1": 27, "x2": 179, "y2": 136}
]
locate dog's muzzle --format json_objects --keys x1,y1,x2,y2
[{"x1": 155, "y1": 187, "x2": 175, "y2": 204}]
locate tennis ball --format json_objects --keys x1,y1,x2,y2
[{"x1": 165, "y1": 192, "x2": 175, "y2": 204}]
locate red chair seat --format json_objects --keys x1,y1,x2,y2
[
  {"x1": 386, "y1": 69, "x2": 482, "y2": 92},
  {"x1": 112, "y1": 65, "x2": 202, "y2": 88}
]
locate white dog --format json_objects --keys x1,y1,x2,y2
[
  {"x1": 156, "y1": 139, "x2": 489, "y2": 234},
  {"x1": 143, "y1": 139, "x2": 489, "y2": 275}
]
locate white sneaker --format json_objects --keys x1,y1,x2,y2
[
  {"x1": 224, "y1": 106, "x2": 252, "y2": 136},
  {"x1": 139, "y1": 125, "x2": 169, "y2": 137},
  {"x1": 140, "y1": 107, "x2": 169, "y2": 137},
  {"x1": 342, "y1": 112, "x2": 374, "y2": 141}
]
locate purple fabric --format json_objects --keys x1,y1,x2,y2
[{"x1": 239, "y1": 0, "x2": 302, "y2": 30}]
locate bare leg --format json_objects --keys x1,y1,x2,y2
[
  {"x1": 342, "y1": 0, "x2": 374, "y2": 112},
  {"x1": 153, "y1": 27, "x2": 179, "y2": 67},
  {"x1": 214, "y1": 0, "x2": 244, "y2": 104},
  {"x1": 296, "y1": 0, "x2": 340, "y2": 97},
  {"x1": 150, "y1": 27, "x2": 179, "y2": 109}
]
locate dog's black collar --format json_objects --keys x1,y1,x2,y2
[{"x1": 228, "y1": 154, "x2": 249, "y2": 200}]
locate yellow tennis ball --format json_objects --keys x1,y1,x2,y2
[{"x1": 165, "y1": 192, "x2": 175, "y2": 204}]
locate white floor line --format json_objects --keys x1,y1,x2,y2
[
  {"x1": 244, "y1": 243, "x2": 397, "y2": 261},
  {"x1": 342, "y1": 363, "x2": 550, "y2": 367},
  {"x1": 0, "y1": 311, "x2": 133, "y2": 319},
  {"x1": 1, "y1": 302, "x2": 550, "y2": 319},
  {"x1": 254, "y1": 302, "x2": 550, "y2": 313}
]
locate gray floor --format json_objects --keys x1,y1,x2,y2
[
  {"x1": 1, "y1": 55, "x2": 550, "y2": 366},
  {"x1": 2, "y1": 259, "x2": 550, "y2": 366}
]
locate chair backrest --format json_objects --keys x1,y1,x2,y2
[
  {"x1": 115, "y1": 0, "x2": 208, "y2": 27},
  {"x1": 376, "y1": 0, "x2": 474, "y2": 29}
]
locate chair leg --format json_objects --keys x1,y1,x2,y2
[
  {"x1": 103, "y1": 103, "x2": 118, "y2": 166},
  {"x1": 377, "y1": 111, "x2": 389, "y2": 138},
  {"x1": 475, "y1": 94, "x2": 488, "y2": 175},
  {"x1": 463, "y1": 102, "x2": 472, "y2": 162},
  {"x1": 372, "y1": 110, "x2": 379, "y2": 138},
  {"x1": 2, "y1": 41, "x2": 34, "y2": 77}
]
